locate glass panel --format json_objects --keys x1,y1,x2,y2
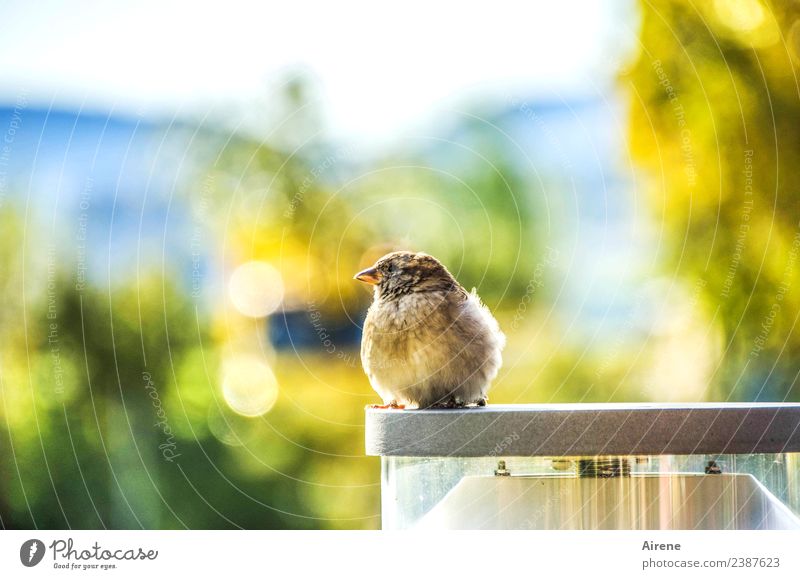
[{"x1": 382, "y1": 453, "x2": 800, "y2": 530}]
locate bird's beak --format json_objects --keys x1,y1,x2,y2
[{"x1": 354, "y1": 266, "x2": 382, "y2": 285}]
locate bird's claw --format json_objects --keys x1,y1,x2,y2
[
  {"x1": 427, "y1": 397, "x2": 462, "y2": 409},
  {"x1": 369, "y1": 402, "x2": 406, "y2": 410},
  {"x1": 427, "y1": 397, "x2": 486, "y2": 409}
]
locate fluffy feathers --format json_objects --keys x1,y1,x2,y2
[{"x1": 356, "y1": 251, "x2": 505, "y2": 408}]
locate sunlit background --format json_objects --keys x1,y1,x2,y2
[{"x1": 1, "y1": 0, "x2": 800, "y2": 529}]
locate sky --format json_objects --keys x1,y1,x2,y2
[{"x1": 0, "y1": 0, "x2": 639, "y2": 141}]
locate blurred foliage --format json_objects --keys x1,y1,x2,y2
[
  {"x1": 626, "y1": 0, "x2": 800, "y2": 399},
  {"x1": 0, "y1": 199, "x2": 379, "y2": 529}
]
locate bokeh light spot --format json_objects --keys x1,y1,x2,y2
[
  {"x1": 229, "y1": 260, "x2": 284, "y2": 317},
  {"x1": 222, "y1": 355, "x2": 280, "y2": 417},
  {"x1": 714, "y1": 0, "x2": 766, "y2": 32}
]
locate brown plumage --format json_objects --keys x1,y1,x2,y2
[{"x1": 355, "y1": 251, "x2": 505, "y2": 408}]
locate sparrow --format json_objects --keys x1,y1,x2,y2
[{"x1": 355, "y1": 251, "x2": 505, "y2": 409}]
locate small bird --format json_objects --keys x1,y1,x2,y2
[{"x1": 355, "y1": 251, "x2": 505, "y2": 409}]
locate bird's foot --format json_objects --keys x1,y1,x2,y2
[
  {"x1": 369, "y1": 401, "x2": 405, "y2": 410},
  {"x1": 427, "y1": 397, "x2": 486, "y2": 409},
  {"x1": 427, "y1": 397, "x2": 465, "y2": 409}
]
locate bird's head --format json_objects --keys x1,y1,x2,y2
[{"x1": 354, "y1": 251, "x2": 458, "y2": 300}]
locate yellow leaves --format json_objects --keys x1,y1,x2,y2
[
  {"x1": 711, "y1": 0, "x2": 780, "y2": 48},
  {"x1": 0, "y1": 355, "x2": 37, "y2": 431}
]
